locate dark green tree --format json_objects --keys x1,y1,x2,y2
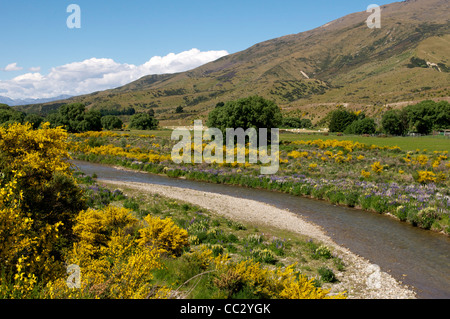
[
  {"x1": 82, "y1": 110, "x2": 102, "y2": 131},
  {"x1": 175, "y1": 106, "x2": 184, "y2": 114},
  {"x1": 432, "y1": 101, "x2": 450, "y2": 130},
  {"x1": 282, "y1": 117, "x2": 302, "y2": 128},
  {"x1": 0, "y1": 105, "x2": 25, "y2": 126},
  {"x1": 281, "y1": 117, "x2": 312, "y2": 129},
  {"x1": 24, "y1": 113, "x2": 44, "y2": 129},
  {"x1": 407, "y1": 57, "x2": 428, "y2": 68},
  {"x1": 300, "y1": 118, "x2": 312, "y2": 129},
  {"x1": 101, "y1": 115, "x2": 123, "y2": 130},
  {"x1": 404, "y1": 100, "x2": 436, "y2": 134},
  {"x1": 128, "y1": 113, "x2": 159, "y2": 130},
  {"x1": 381, "y1": 110, "x2": 408, "y2": 135},
  {"x1": 328, "y1": 109, "x2": 358, "y2": 133},
  {"x1": 46, "y1": 103, "x2": 102, "y2": 133},
  {"x1": 344, "y1": 118, "x2": 376, "y2": 135},
  {"x1": 207, "y1": 96, "x2": 282, "y2": 140}
]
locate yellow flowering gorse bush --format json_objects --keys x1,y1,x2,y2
[
  {"x1": 44, "y1": 205, "x2": 178, "y2": 299},
  {"x1": 0, "y1": 123, "x2": 77, "y2": 297},
  {"x1": 137, "y1": 214, "x2": 189, "y2": 256}
]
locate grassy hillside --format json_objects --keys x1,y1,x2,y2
[{"x1": 15, "y1": 0, "x2": 450, "y2": 125}]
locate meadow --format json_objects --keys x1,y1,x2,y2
[
  {"x1": 280, "y1": 132, "x2": 450, "y2": 153},
  {"x1": 69, "y1": 129, "x2": 450, "y2": 235}
]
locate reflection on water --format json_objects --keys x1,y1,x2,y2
[{"x1": 73, "y1": 160, "x2": 450, "y2": 299}]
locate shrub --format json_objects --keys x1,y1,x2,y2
[
  {"x1": 206, "y1": 95, "x2": 282, "y2": 141},
  {"x1": 123, "y1": 198, "x2": 140, "y2": 211},
  {"x1": 318, "y1": 267, "x2": 337, "y2": 283},
  {"x1": 128, "y1": 113, "x2": 158, "y2": 130},
  {"x1": 73, "y1": 206, "x2": 139, "y2": 255},
  {"x1": 251, "y1": 248, "x2": 277, "y2": 264},
  {"x1": 404, "y1": 100, "x2": 450, "y2": 134},
  {"x1": 345, "y1": 192, "x2": 360, "y2": 207},
  {"x1": 175, "y1": 106, "x2": 184, "y2": 113},
  {"x1": 23, "y1": 113, "x2": 44, "y2": 129},
  {"x1": 215, "y1": 259, "x2": 346, "y2": 299},
  {"x1": 210, "y1": 244, "x2": 225, "y2": 257},
  {"x1": 281, "y1": 117, "x2": 312, "y2": 129},
  {"x1": 381, "y1": 110, "x2": 408, "y2": 136},
  {"x1": 137, "y1": 215, "x2": 189, "y2": 256},
  {"x1": 101, "y1": 115, "x2": 123, "y2": 130},
  {"x1": 47, "y1": 103, "x2": 102, "y2": 133},
  {"x1": 0, "y1": 107, "x2": 25, "y2": 125},
  {"x1": 312, "y1": 245, "x2": 332, "y2": 260},
  {"x1": 407, "y1": 57, "x2": 427, "y2": 68},
  {"x1": 0, "y1": 122, "x2": 86, "y2": 288},
  {"x1": 46, "y1": 206, "x2": 168, "y2": 299},
  {"x1": 344, "y1": 118, "x2": 376, "y2": 135},
  {"x1": 247, "y1": 234, "x2": 264, "y2": 245},
  {"x1": 213, "y1": 269, "x2": 243, "y2": 298},
  {"x1": 416, "y1": 170, "x2": 436, "y2": 184},
  {"x1": 417, "y1": 207, "x2": 439, "y2": 229},
  {"x1": 328, "y1": 109, "x2": 358, "y2": 133}
]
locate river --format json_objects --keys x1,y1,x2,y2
[{"x1": 73, "y1": 160, "x2": 450, "y2": 299}]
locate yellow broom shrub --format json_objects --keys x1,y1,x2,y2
[
  {"x1": 137, "y1": 215, "x2": 189, "y2": 256},
  {"x1": 44, "y1": 206, "x2": 171, "y2": 299},
  {"x1": 213, "y1": 257, "x2": 346, "y2": 299}
]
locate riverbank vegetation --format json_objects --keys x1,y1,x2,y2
[
  {"x1": 68, "y1": 128, "x2": 450, "y2": 235},
  {"x1": 0, "y1": 123, "x2": 346, "y2": 299}
]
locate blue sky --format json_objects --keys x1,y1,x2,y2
[{"x1": 0, "y1": 0, "x2": 395, "y2": 99}]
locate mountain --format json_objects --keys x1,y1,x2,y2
[
  {"x1": 15, "y1": 0, "x2": 450, "y2": 125},
  {"x1": 2, "y1": 95, "x2": 72, "y2": 107}
]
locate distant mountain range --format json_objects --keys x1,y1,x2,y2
[
  {"x1": 1, "y1": 95, "x2": 72, "y2": 107},
  {"x1": 15, "y1": 0, "x2": 450, "y2": 125}
]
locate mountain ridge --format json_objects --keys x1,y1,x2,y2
[{"x1": 0, "y1": 95, "x2": 72, "y2": 107}]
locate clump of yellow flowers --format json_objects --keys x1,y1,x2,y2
[
  {"x1": 416, "y1": 170, "x2": 437, "y2": 184},
  {"x1": 45, "y1": 206, "x2": 176, "y2": 299},
  {"x1": 0, "y1": 122, "x2": 72, "y2": 298},
  {"x1": 371, "y1": 161, "x2": 384, "y2": 174}
]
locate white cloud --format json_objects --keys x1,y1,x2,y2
[
  {"x1": 0, "y1": 48, "x2": 228, "y2": 100},
  {"x1": 3, "y1": 63, "x2": 23, "y2": 72},
  {"x1": 29, "y1": 66, "x2": 41, "y2": 72}
]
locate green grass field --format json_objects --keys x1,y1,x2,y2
[
  {"x1": 280, "y1": 132, "x2": 450, "y2": 153},
  {"x1": 113, "y1": 129, "x2": 450, "y2": 153}
]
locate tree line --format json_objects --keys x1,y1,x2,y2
[
  {"x1": 2, "y1": 98, "x2": 448, "y2": 136},
  {"x1": 327, "y1": 100, "x2": 450, "y2": 135},
  {"x1": 0, "y1": 103, "x2": 158, "y2": 132}
]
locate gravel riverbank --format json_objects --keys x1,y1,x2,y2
[{"x1": 101, "y1": 178, "x2": 417, "y2": 299}]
